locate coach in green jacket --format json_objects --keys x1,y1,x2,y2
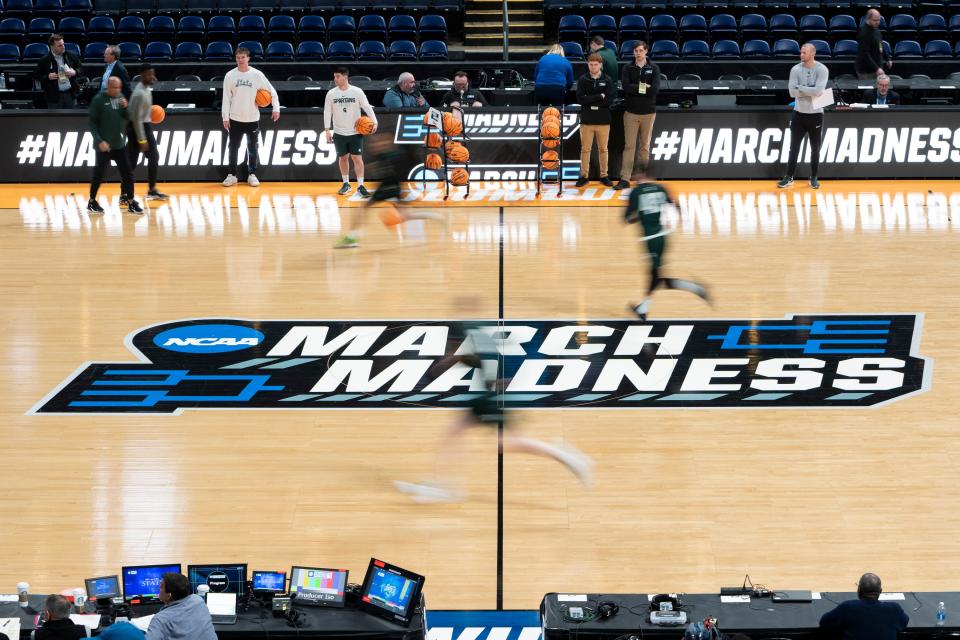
[{"x1": 87, "y1": 76, "x2": 141, "y2": 214}]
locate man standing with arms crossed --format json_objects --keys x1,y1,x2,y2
[
  {"x1": 221, "y1": 46, "x2": 280, "y2": 187},
  {"x1": 616, "y1": 41, "x2": 659, "y2": 190},
  {"x1": 778, "y1": 42, "x2": 829, "y2": 190}
]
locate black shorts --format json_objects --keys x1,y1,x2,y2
[
  {"x1": 371, "y1": 180, "x2": 402, "y2": 203},
  {"x1": 644, "y1": 234, "x2": 667, "y2": 270},
  {"x1": 333, "y1": 133, "x2": 363, "y2": 157},
  {"x1": 468, "y1": 392, "x2": 506, "y2": 425}
]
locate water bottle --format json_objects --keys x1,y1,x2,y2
[
  {"x1": 937, "y1": 601, "x2": 946, "y2": 626},
  {"x1": 0, "y1": 73, "x2": 6, "y2": 90}
]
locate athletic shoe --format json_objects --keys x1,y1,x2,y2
[
  {"x1": 393, "y1": 480, "x2": 466, "y2": 503},
  {"x1": 222, "y1": 174, "x2": 238, "y2": 187},
  {"x1": 357, "y1": 185, "x2": 370, "y2": 197},
  {"x1": 247, "y1": 173, "x2": 260, "y2": 187},
  {"x1": 777, "y1": 175, "x2": 794, "y2": 188},
  {"x1": 810, "y1": 176, "x2": 820, "y2": 189},
  {"x1": 127, "y1": 199, "x2": 144, "y2": 214},
  {"x1": 119, "y1": 195, "x2": 129, "y2": 207},
  {"x1": 337, "y1": 182, "x2": 351, "y2": 195},
  {"x1": 86, "y1": 199, "x2": 104, "y2": 214},
  {"x1": 146, "y1": 189, "x2": 168, "y2": 201},
  {"x1": 600, "y1": 176, "x2": 613, "y2": 187},
  {"x1": 613, "y1": 179, "x2": 630, "y2": 190},
  {"x1": 334, "y1": 235, "x2": 359, "y2": 249},
  {"x1": 629, "y1": 302, "x2": 648, "y2": 322},
  {"x1": 575, "y1": 176, "x2": 589, "y2": 187},
  {"x1": 554, "y1": 440, "x2": 595, "y2": 489}
]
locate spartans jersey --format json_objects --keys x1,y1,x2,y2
[{"x1": 625, "y1": 182, "x2": 670, "y2": 238}]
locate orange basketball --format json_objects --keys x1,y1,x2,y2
[
  {"x1": 423, "y1": 112, "x2": 431, "y2": 124},
  {"x1": 149, "y1": 104, "x2": 165, "y2": 124},
  {"x1": 355, "y1": 116, "x2": 375, "y2": 135},
  {"x1": 378, "y1": 203, "x2": 405, "y2": 227},
  {"x1": 449, "y1": 168, "x2": 469, "y2": 186},
  {"x1": 442, "y1": 111, "x2": 463, "y2": 136},
  {"x1": 425, "y1": 153, "x2": 443, "y2": 170},
  {"x1": 542, "y1": 138, "x2": 559, "y2": 149},
  {"x1": 541, "y1": 114, "x2": 560, "y2": 128},
  {"x1": 425, "y1": 132, "x2": 442, "y2": 148},
  {"x1": 542, "y1": 106, "x2": 561, "y2": 120},
  {"x1": 541, "y1": 150, "x2": 559, "y2": 170},
  {"x1": 446, "y1": 143, "x2": 469, "y2": 163},
  {"x1": 255, "y1": 88, "x2": 272, "y2": 107},
  {"x1": 541, "y1": 120, "x2": 560, "y2": 139}
]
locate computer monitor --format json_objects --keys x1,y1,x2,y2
[
  {"x1": 288, "y1": 566, "x2": 348, "y2": 608},
  {"x1": 358, "y1": 558, "x2": 425, "y2": 626},
  {"x1": 252, "y1": 571, "x2": 286, "y2": 593},
  {"x1": 122, "y1": 564, "x2": 182, "y2": 602},
  {"x1": 187, "y1": 564, "x2": 248, "y2": 595},
  {"x1": 85, "y1": 575, "x2": 121, "y2": 600}
]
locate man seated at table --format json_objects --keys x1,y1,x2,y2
[
  {"x1": 146, "y1": 573, "x2": 216, "y2": 640},
  {"x1": 441, "y1": 71, "x2": 487, "y2": 109},
  {"x1": 383, "y1": 72, "x2": 427, "y2": 109},
  {"x1": 861, "y1": 76, "x2": 899, "y2": 105},
  {"x1": 34, "y1": 595, "x2": 86, "y2": 640},
  {"x1": 819, "y1": 572, "x2": 909, "y2": 640}
]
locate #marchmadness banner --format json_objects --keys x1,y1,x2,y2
[
  {"x1": 32, "y1": 314, "x2": 929, "y2": 415},
  {"x1": 4, "y1": 108, "x2": 960, "y2": 182}
]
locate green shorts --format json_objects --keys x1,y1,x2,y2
[{"x1": 332, "y1": 133, "x2": 363, "y2": 157}]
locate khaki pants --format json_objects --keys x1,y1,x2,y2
[
  {"x1": 579, "y1": 124, "x2": 610, "y2": 178},
  {"x1": 621, "y1": 112, "x2": 656, "y2": 180}
]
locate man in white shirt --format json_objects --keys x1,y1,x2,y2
[
  {"x1": 221, "y1": 46, "x2": 280, "y2": 187},
  {"x1": 323, "y1": 66, "x2": 377, "y2": 197}
]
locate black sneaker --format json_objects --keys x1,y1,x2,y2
[
  {"x1": 600, "y1": 176, "x2": 613, "y2": 187},
  {"x1": 146, "y1": 189, "x2": 168, "y2": 200},
  {"x1": 127, "y1": 199, "x2": 144, "y2": 214},
  {"x1": 119, "y1": 195, "x2": 129, "y2": 207},
  {"x1": 87, "y1": 199, "x2": 104, "y2": 214},
  {"x1": 357, "y1": 185, "x2": 370, "y2": 197},
  {"x1": 777, "y1": 175, "x2": 794, "y2": 188},
  {"x1": 575, "y1": 176, "x2": 589, "y2": 187},
  {"x1": 337, "y1": 182, "x2": 351, "y2": 195},
  {"x1": 809, "y1": 176, "x2": 820, "y2": 189},
  {"x1": 613, "y1": 179, "x2": 630, "y2": 190}
]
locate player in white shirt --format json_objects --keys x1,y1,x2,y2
[
  {"x1": 324, "y1": 66, "x2": 377, "y2": 197},
  {"x1": 221, "y1": 46, "x2": 279, "y2": 187}
]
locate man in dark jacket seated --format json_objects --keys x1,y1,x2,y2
[
  {"x1": 861, "y1": 75, "x2": 899, "y2": 105},
  {"x1": 34, "y1": 595, "x2": 86, "y2": 640},
  {"x1": 819, "y1": 572, "x2": 909, "y2": 640}
]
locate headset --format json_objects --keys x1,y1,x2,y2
[{"x1": 597, "y1": 601, "x2": 619, "y2": 619}]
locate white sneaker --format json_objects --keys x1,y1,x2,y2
[
  {"x1": 222, "y1": 174, "x2": 238, "y2": 187},
  {"x1": 393, "y1": 480, "x2": 466, "y2": 503},
  {"x1": 247, "y1": 173, "x2": 260, "y2": 187},
  {"x1": 555, "y1": 440, "x2": 595, "y2": 489}
]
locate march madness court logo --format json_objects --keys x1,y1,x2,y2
[{"x1": 31, "y1": 315, "x2": 930, "y2": 415}]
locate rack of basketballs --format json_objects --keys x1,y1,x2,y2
[
  {"x1": 423, "y1": 108, "x2": 471, "y2": 200},
  {"x1": 536, "y1": 106, "x2": 563, "y2": 197}
]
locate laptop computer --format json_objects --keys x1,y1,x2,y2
[
  {"x1": 205, "y1": 592, "x2": 238, "y2": 625},
  {"x1": 771, "y1": 590, "x2": 813, "y2": 603}
]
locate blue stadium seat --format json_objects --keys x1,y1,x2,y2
[
  {"x1": 118, "y1": 16, "x2": 146, "y2": 43},
  {"x1": 561, "y1": 40, "x2": 585, "y2": 58},
  {"x1": 267, "y1": 15, "x2": 296, "y2": 39},
  {"x1": 888, "y1": 13, "x2": 917, "y2": 40},
  {"x1": 769, "y1": 13, "x2": 798, "y2": 38},
  {"x1": 832, "y1": 38, "x2": 857, "y2": 57},
  {"x1": 558, "y1": 15, "x2": 587, "y2": 43},
  {"x1": 22, "y1": 41, "x2": 49, "y2": 60},
  {"x1": 739, "y1": 13, "x2": 766, "y2": 40},
  {"x1": 828, "y1": 14, "x2": 856, "y2": 40},
  {"x1": 265, "y1": 39, "x2": 294, "y2": 58},
  {"x1": 772, "y1": 37, "x2": 799, "y2": 57},
  {"x1": 589, "y1": 14, "x2": 618, "y2": 42},
  {"x1": 807, "y1": 38, "x2": 831, "y2": 57},
  {"x1": 0, "y1": 18, "x2": 25, "y2": 45},
  {"x1": 27, "y1": 17, "x2": 55, "y2": 42},
  {"x1": 948, "y1": 15, "x2": 960, "y2": 43},
  {"x1": 176, "y1": 15, "x2": 205, "y2": 42},
  {"x1": 707, "y1": 14, "x2": 737, "y2": 40},
  {"x1": 326, "y1": 39, "x2": 355, "y2": 59},
  {"x1": 0, "y1": 43, "x2": 19, "y2": 60},
  {"x1": 649, "y1": 38, "x2": 679, "y2": 57},
  {"x1": 327, "y1": 15, "x2": 356, "y2": 42},
  {"x1": 295, "y1": 39, "x2": 324, "y2": 59},
  {"x1": 712, "y1": 38, "x2": 740, "y2": 56},
  {"x1": 237, "y1": 15, "x2": 267, "y2": 40},
  {"x1": 237, "y1": 39, "x2": 264, "y2": 59},
  {"x1": 204, "y1": 40, "x2": 234, "y2": 59},
  {"x1": 4, "y1": 0, "x2": 34, "y2": 21},
  {"x1": 58, "y1": 17, "x2": 86, "y2": 41},
  {"x1": 618, "y1": 38, "x2": 639, "y2": 59},
  {"x1": 418, "y1": 14, "x2": 447, "y2": 41},
  {"x1": 918, "y1": 14, "x2": 947, "y2": 42},
  {"x1": 64, "y1": 41, "x2": 81, "y2": 56},
  {"x1": 680, "y1": 38, "x2": 709, "y2": 56},
  {"x1": 174, "y1": 40, "x2": 202, "y2": 59},
  {"x1": 618, "y1": 14, "x2": 646, "y2": 41},
  {"x1": 207, "y1": 16, "x2": 236, "y2": 40},
  {"x1": 388, "y1": 15, "x2": 417, "y2": 42},
  {"x1": 418, "y1": 38, "x2": 446, "y2": 58},
  {"x1": 799, "y1": 14, "x2": 827, "y2": 40},
  {"x1": 117, "y1": 41, "x2": 142, "y2": 60},
  {"x1": 648, "y1": 14, "x2": 678, "y2": 41},
  {"x1": 357, "y1": 38, "x2": 386, "y2": 59},
  {"x1": 298, "y1": 15, "x2": 326, "y2": 40},
  {"x1": 679, "y1": 14, "x2": 707, "y2": 41},
  {"x1": 955, "y1": 40, "x2": 960, "y2": 56},
  {"x1": 893, "y1": 39, "x2": 921, "y2": 56},
  {"x1": 924, "y1": 38, "x2": 951, "y2": 56},
  {"x1": 82, "y1": 40, "x2": 107, "y2": 61},
  {"x1": 86, "y1": 16, "x2": 116, "y2": 41},
  {"x1": 147, "y1": 15, "x2": 176, "y2": 41},
  {"x1": 143, "y1": 40, "x2": 172, "y2": 60},
  {"x1": 742, "y1": 38, "x2": 771, "y2": 56},
  {"x1": 387, "y1": 38, "x2": 416, "y2": 59},
  {"x1": 62, "y1": 0, "x2": 92, "y2": 16},
  {"x1": 34, "y1": 0, "x2": 62, "y2": 18},
  {"x1": 357, "y1": 14, "x2": 386, "y2": 41}
]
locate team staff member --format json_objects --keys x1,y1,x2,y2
[
  {"x1": 575, "y1": 53, "x2": 614, "y2": 187},
  {"x1": 617, "y1": 40, "x2": 660, "y2": 190},
  {"x1": 102, "y1": 44, "x2": 131, "y2": 99},
  {"x1": 778, "y1": 42, "x2": 829, "y2": 190},
  {"x1": 325, "y1": 66, "x2": 378, "y2": 205},
  {"x1": 588, "y1": 36, "x2": 619, "y2": 96},
  {"x1": 383, "y1": 72, "x2": 427, "y2": 109},
  {"x1": 441, "y1": 71, "x2": 487, "y2": 109},
  {"x1": 126, "y1": 63, "x2": 167, "y2": 201},
  {"x1": 87, "y1": 76, "x2": 142, "y2": 214},
  {"x1": 147, "y1": 573, "x2": 217, "y2": 640},
  {"x1": 819, "y1": 573, "x2": 908, "y2": 640},
  {"x1": 862, "y1": 75, "x2": 899, "y2": 105},
  {"x1": 35, "y1": 595, "x2": 85, "y2": 640},
  {"x1": 221, "y1": 46, "x2": 280, "y2": 188},
  {"x1": 35, "y1": 34, "x2": 81, "y2": 109},
  {"x1": 534, "y1": 44, "x2": 574, "y2": 107},
  {"x1": 856, "y1": 9, "x2": 891, "y2": 81}
]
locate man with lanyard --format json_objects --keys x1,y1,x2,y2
[
  {"x1": 778, "y1": 42, "x2": 829, "y2": 189},
  {"x1": 35, "y1": 34, "x2": 81, "y2": 108},
  {"x1": 441, "y1": 71, "x2": 487, "y2": 109},
  {"x1": 862, "y1": 75, "x2": 899, "y2": 105},
  {"x1": 616, "y1": 41, "x2": 659, "y2": 190},
  {"x1": 574, "y1": 53, "x2": 614, "y2": 187},
  {"x1": 126, "y1": 63, "x2": 167, "y2": 201}
]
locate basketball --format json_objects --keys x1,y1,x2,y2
[
  {"x1": 442, "y1": 111, "x2": 463, "y2": 136},
  {"x1": 446, "y1": 143, "x2": 469, "y2": 163},
  {"x1": 149, "y1": 104, "x2": 165, "y2": 124},
  {"x1": 449, "y1": 168, "x2": 469, "y2": 185},
  {"x1": 377, "y1": 203, "x2": 405, "y2": 227},
  {"x1": 541, "y1": 150, "x2": 559, "y2": 170},
  {"x1": 541, "y1": 114, "x2": 560, "y2": 127},
  {"x1": 255, "y1": 88, "x2": 272, "y2": 107},
  {"x1": 425, "y1": 132, "x2": 442, "y2": 148},
  {"x1": 542, "y1": 137, "x2": 559, "y2": 149},
  {"x1": 542, "y1": 106, "x2": 561, "y2": 119},
  {"x1": 425, "y1": 153, "x2": 443, "y2": 170},
  {"x1": 541, "y1": 120, "x2": 560, "y2": 139},
  {"x1": 355, "y1": 116, "x2": 375, "y2": 135}
]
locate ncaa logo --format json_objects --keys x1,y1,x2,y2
[{"x1": 153, "y1": 323, "x2": 263, "y2": 354}]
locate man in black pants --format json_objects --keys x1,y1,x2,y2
[
  {"x1": 856, "y1": 9, "x2": 891, "y2": 81},
  {"x1": 126, "y1": 63, "x2": 167, "y2": 200},
  {"x1": 87, "y1": 76, "x2": 142, "y2": 214},
  {"x1": 778, "y1": 43, "x2": 829, "y2": 190}
]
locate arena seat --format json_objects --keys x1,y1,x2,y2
[
  {"x1": 325, "y1": 39, "x2": 356, "y2": 59},
  {"x1": 143, "y1": 40, "x2": 173, "y2": 60},
  {"x1": 174, "y1": 40, "x2": 202, "y2": 59},
  {"x1": 117, "y1": 40, "x2": 142, "y2": 60},
  {"x1": 387, "y1": 38, "x2": 416, "y2": 59},
  {"x1": 176, "y1": 15, "x2": 205, "y2": 42},
  {"x1": 357, "y1": 14, "x2": 386, "y2": 41},
  {"x1": 650, "y1": 38, "x2": 679, "y2": 57},
  {"x1": 237, "y1": 39, "x2": 264, "y2": 59},
  {"x1": 117, "y1": 15, "x2": 146, "y2": 43},
  {"x1": 147, "y1": 15, "x2": 176, "y2": 42},
  {"x1": 807, "y1": 38, "x2": 832, "y2": 57},
  {"x1": 561, "y1": 40, "x2": 585, "y2": 59},
  {"x1": 832, "y1": 38, "x2": 857, "y2": 57},
  {"x1": 418, "y1": 38, "x2": 446, "y2": 58},
  {"x1": 742, "y1": 38, "x2": 771, "y2": 56},
  {"x1": 266, "y1": 15, "x2": 296, "y2": 39},
  {"x1": 204, "y1": 39, "x2": 234, "y2": 59},
  {"x1": 712, "y1": 38, "x2": 740, "y2": 56},
  {"x1": 0, "y1": 43, "x2": 20, "y2": 60},
  {"x1": 58, "y1": 17, "x2": 86, "y2": 42},
  {"x1": 589, "y1": 14, "x2": 618, "y2": 42},
  {"x1": 4, "y1": 0, "x2": 34, "y2": 21},
  {"x1": 679, "y1": 14, "x2": 707, "y2": 41},
  {"x1": 206, "y1": 16, "x2": 236, "y2": 41},
  {"x1": 327, "y1": 15, "x2": 356, "y2": 41},
  {"x1": 27, "y1": 17, "x2": 55, "y2": 42},
  {"x1": 64, "y1": 41, "x2": 80, "y2": 55},
  {"x1": 618, "y1": 14, "x2": 646, "y2": 41},
  {"x1": 418, "y1": 14, "x2": 447, "y2": 41},
  {"x1": 388, "y1": 15, "x2": 417, "y2": 42},
  {"x1": 92, "y1": 0, "x2": 124, "y2": 17},
  {"x1": 22, "y1": 41, "x2": 48, "y2": 60},
  {"x1": 888, "y1": 13, "x2": 918, "y2": 40},
  {"x1": 648, "y1": 14, "x2": 677, "y2": 40},
  {"x1": 680, "y1": 38, "x2": 709, "y2": 57},
  {"x1": 237, "y1": 14, "x2": 267, "y2": 40},
  {"x1": 772, "y1": 37, "x2": 799, "y2": 56},
  {"x1": 34, "y1": 0, "x2": 62, "y2": 19},
  {"x1": 357, "y1": 38, "x2": 386, "y2": 59},
  {"x1": 297, "y1": 15, "x2": 326, "y2": 40},
  {"x1": 918, "y1": 14, "x2": 947, "y2": 42},
  {"x1": 82, "y1": 40, "x2": 107, "y2": 60},
  {"x1": 62, "y1": 0, "x2": 93, "y2": 17},
  {"x1": 618, "y1": 38, "x2": 639, "y2": 59},
  {"x1": 86, "y1": 16, "x2": 116, "y2": 41},
  {"x1": 739, "y1": 13, "x2": 767, "y2": 40},
  {"x1": 558, "y1": 15, "x2": 587, "y2": 43},
  {"x1": 708, "y1": 13, "x2": 737, "y2": 40},
  {"x1": 295, "y1": 39, "x2": 324, "y2": 58},
  {"x1": 893, "y1": 38, "x2": 922, "y2": 56},
  {"x1": 265, "y1": 39, "x2": 294, "y2": 58},
  {"x1": 799, "y1": 14, "x2": 827, "y2": 40},
  {"x1": 828, "y1": 14, "x2": 857, "y2": 40},
  {"x1": 923, "y1": 38, "x2": 952, "y2": 56}
]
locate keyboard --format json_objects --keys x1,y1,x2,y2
[{"x1": 211, "y1": 614, "x2": 237, "y2": 625}]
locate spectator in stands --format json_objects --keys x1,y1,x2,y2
[
  {"x1": 146, "y1": 572, "x2": 217, "y2": 640},
  {"x1": 861, "y1": 75, "x2": 899, "y2": 105},
  {"x1": 534, "y1": 43, "x2": 574, "y2": 107},
  {"x1": 856, "y1": 9, "x2": 891, "y2": 80},
  {"x1": 221, "y1": 45, "x2": 280, "y2": 188},
  {"x1": 575, "y1": 53, "x2": 614, "y2": 187},
  {"x1": 819, "y1": 572, "x2": 908, "y2": 640},
  {"x1": 127, "y1": 63, "x2": 167, "y2": 201},
  {"x1": 383, "y1": 72, "x2": 427, "y2": 109},
  {"x1": 778, "y1": 42, "x2": 829, "y2": 190},
  {"x1": 35, "y1": 594, "x2": 85, "y2": 640},
  {"x1": 617, "y1": 40, "x2": 659, "y2": 190},
  {"x1": 96, "y1": 622, "x2": 143, "y2": 640},
  {"x1": 87, "y1": 76, "x2": 142, "y2": 214},
  {"x1": 442, "y1": 71, "x2": 487, "y2": 109},
  {"x1": 588, "y1": 36, "x2": 619, "y2": 96},
  {"x1": 35, "y1": 34, "x2": 81, "y2": 109},
  {"x1": 102, "y1": 45, "x2": 132, "y2": 100}
]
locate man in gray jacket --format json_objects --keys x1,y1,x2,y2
[
  {"x1": 778, "y1": 42, "x2": 829, "y2": 190},
  {"x1": 146, "y1": 573, "x2": 216, "y2": 640},
  {"x1": 126, "y1": 63, "x2": 167, "y2": 201},
  {"x1": 383, "y1": 72, "x2": 427, "y2": 109}
]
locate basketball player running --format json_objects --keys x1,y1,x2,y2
[
  {"x1": 626, "y1": 173, "x2": 710, "y2": 320},
  {"x1": 221, "y1": 46, "x2": 280, "y2": 188},
  {"x1": 325, "y1": 66, "x2": 377, "y2": 200},
  {"x1": 394, "y1": 306, "x2": 594, "y2": 503},
  {"x1": 126, "y1": 63, "x2": 167, "y2": 201}
]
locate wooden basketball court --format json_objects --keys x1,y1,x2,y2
[{"x1": 1, "y1": 179, "x2": 957, "y2": 610}]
